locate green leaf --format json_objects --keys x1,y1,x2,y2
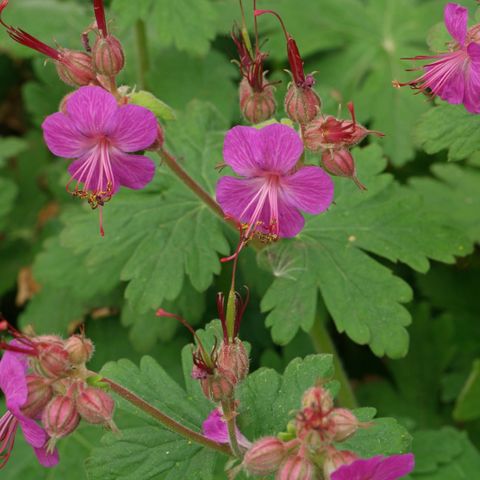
[
  {"x1": 0, "y1": 137, "x2": 28, "y2": 166},
  {"x1": 129, "y1": 91, "x2": 176, "y2": 121},
  {"x1": 0, "y1": 0, "x2": 90, "y2": 59},
  {"x1": 1, "y1": 424, "x2": 100, "y2": 479},
  {"x1": 85, "y1": 356, "x2": 218, "y2": 480},
  {"x1": 454, "y1": 359, "x2": 480, "y2": 422},
  {"x1": 409, "y1": 164, "x2": 480, "y2": 244},
  {"x1": 0, "y1": 177, "x2": 17, "y2": 229},
  {"x1": 410, "y1": 429, "x2": 480, "y2": 479},
  {"x1": 415, "y1": 104, "x2": 480, "y2": 161},
  {"x1": 261, "y1": 145, "x2": 470, "y2": 357}
]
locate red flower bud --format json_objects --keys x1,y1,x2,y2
[
  {"x1": 277, "y1": 453, "x2": 315, "y2": 480},
  {"x1": 92, "y1": 35, "x2": 125, "y2": 77},
  {"x1": 243, "y1": 437, "x2": 286, "y2": 476},
  {"x1": 323, "y1": 448, "x2": 358, "y2": 479},
  {"x1": 301, "y1": 386, "x2": 333, "y2": 413},
  {"x1": 239, "y1": 78, "x2": 276, "y2": 124},
  {"x1": 37, "y1": 343, "x2": 71, "y2": 378},
  {"x1": 217, "y1": 339, "x2": 249, "y2": 383},
  {"x1": 327, "y1": 408, "x2": 360, "y2": 442},
  {"x1": 56, "y1": 50, "x2": 96, "y2": 87},
  {"x1": 321, "y1": 149, "x2": 366, "y2": 190},
  {"x1": 21, "y1": 375, "x2": 53, "y2": 419},
  {"x1": 42, "y1": 395, "x2": 80, "y2": 451},
  {"x1": 65, "y1": 335, "x2": 94, "y2": 365},
  {"x1": 284, "y1": 80, "x2": 321, "y2": 125},
  {"x1": 76, "y1": 386, "x2": 116, "y2": 430}
]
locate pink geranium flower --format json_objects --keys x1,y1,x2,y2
[
  {"x1": 331, "y1": 454, "x2": 415, "y2": 480},
  {"x1": 216, "y1": 124, "x2": 334, "y2": 244},
  {"x1": 202, "y1": 408, "x2": 251, "y2": 449},
  {"x1": 396, "y1": 3, "x2": 480, "y2": 113},
  {"x1": 0, "y1": 344, "x2": 58, "y2": 469},
  {"x1": 42, "y1": 86, "x2": 158, "y2": 235}
]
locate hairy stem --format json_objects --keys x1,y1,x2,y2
[
  {"x1": 310, "y1": 316, "x2": 358, "y2": 409},
  {"x1": 221, "y1": 400, "x2": 242, "y2": 458},
  {"x1": 134, "y1": 19, "x2": 149, "y2": 90},
  {"x1": 102, "y1": 377, "x2": 232, "y2": 456}
]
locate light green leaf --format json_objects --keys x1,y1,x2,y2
[
  {"x1": 129, "y1": 91, "x2": 176, "y2": 121},
  {"x1": 0, "y1": 136, "x2": 28, "y2": 166}
]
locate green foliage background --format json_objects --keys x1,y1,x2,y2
[{"x1": 0, "y1": 0, "x2": 479, "y2": 478}]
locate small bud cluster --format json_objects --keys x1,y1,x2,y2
[
  {"x1": 242, "y1": 386, "x2": 368, "y2": 479},
  {"x1": 2, "y1": 328, "x2": 116, "y2": 454}
]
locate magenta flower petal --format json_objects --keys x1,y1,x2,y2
[
  {"x1": 463, "y1": 43, "x2": 480, "y2": 113},
  {"x1": 42, "y1": 112, "x2": 90, "y2": 158},
  {"x1": 33, "y1": 445, "x2": 59, "y2": 468},
  {"x1": 223, "y1": 126, "x2": 265, "y2": 176},
  {"x1": 331, "y1": 454, "x2": 415, "y2": 480},
  {"x1": 17, "y1": 415, "x2": 47, "y2": 449},
  {"x1": 110, "y1": 152, "x2": 156, "y2": 189},
  {"x1": 444, "y1": 3, "x2": 468, "y2": 45},
  {"x1": 66, "y1": 86, "x2": 118, "y2": 136},
  {"x1": 0, "y1": 350, "x2": 28, "y2": 410},
  {"x1": 216, "y1": 175, "x2": 263, "y2": 223},
  {"x1": 257, "y1": 123, "x2": 304, "y2": 173},
  {"x1": 202, "y1": 409, "x2": 251, "y2": 449},
  {"x1": 110, "y1": 104, "x2": 158, "y2": 152},
  {"x1": 281, "y1": 166, "x2": 334, "y2": 214},
  {"x1": 276, "y1": 196, "x2": 306, "y2": 237}
]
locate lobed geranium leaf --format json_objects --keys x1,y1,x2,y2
[
  {"x1": 260, "y1": 145, "x2": 471, "y2": 357},
  {"x1": 415, "y1": 104, "x2": 480, "y2": 161}
]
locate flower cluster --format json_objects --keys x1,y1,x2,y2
[
  {"x1": 238, "y1": 386, "x2": 414, "y2": 480},
  {"x1": 395, "y1": 2, "x2": 480, "y2": 113},
  {"x1": 0, "y1": 0, "x2": 161, "y2": 236},
  {"x1": 0, "y1": 322, "x2": 116, "y2": 469}
]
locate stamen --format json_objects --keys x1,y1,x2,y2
[{"x1": 0, "y1": 412, "x2": 18, "y2": 469}]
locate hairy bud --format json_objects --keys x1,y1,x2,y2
[
  {"x1": 65, "y1": 335, "x2": 94, "y2": 365},
  {"x1": 77, "y1": 386, "x2": 116, "y2": 430},
  {"x1": 328, "y1": 408, "x2": 360, "y2": 442},
  {"x1": 217, "y1": 340, "x2": 249, "y2": 383},
  {"x1": 42, "y1": 395, "x2": 80, "y2": 450},
  {"x1": 21, "y1": 375, "x2": 53, "y2": 419},
  {"x1": 56, "y1": 50, "x2": 96, "y2": 87},
  {"x1": 239, "y1": 78, "x2": 276, "y2": 124},
  {"x1": 37, "y1": 343, "x2": 71, "y2": 378},
  {"x1": 323, "y1": 448, "x2": 358, "y2": 479},
  {"x1": 202, "y1": 370, "x2": 236, "y2": 402},
  {"x1": 243, "y1": 437, "x2": 286, "y2": 476},
  {"x1": 284, "y1": 81, "x2": 321, "y2": 125},
  {"x1": 92, "y1": 35, "x2": 125, "y2": 77},
  {"x1": 322, "y1": 149, "x2": 366, "y2": 190},
  {"x1": 277, "y1": 454, "x2": 315, "y2": 480},
  {"x1": 302, "y1": 386, "x2": 333, "y2": 413}
]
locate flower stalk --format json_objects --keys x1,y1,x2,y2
[
  {"x1": 221, "y1": 400, "x2": 243, "y2": 458},
  {"x1": 100, "y1": 376, "x2": 232, "y2": 456}
]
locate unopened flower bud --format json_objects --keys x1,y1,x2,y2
[
  {"x1": 21, "y1": 375, "x2": 53, "y2": 419},
  {"x1": 323, "y1": 448, "x2": 358, "y2": 479},
  {"x1": 42, "y1": 395, "x2": 80, "y2": 451},
  {"x1": 218, "y1": 339, "x2": 249, "y2": 383},
  {"x1": 92, "y1": 35, "x2": 125, "y2": 77},
  {"x1": 37, "y1": 343, "x2": 71, "y2": 378},
  {"x1": 277, "y1": 454, "x2": 315, "y2": 480},
  {"x1": 322, "y1": 149, "x2": 366, "y2": 190},
  {"x1": 65, "y1": 335, "x2": 94, "y2": 365},
  {"x1": 328, "y1": 408, "x2": 359, "y2": 442},
  {"x1": 243, "y1": 437, "x2": 286, "y2": 476},
  {"x1": 203, "y1": 369, "x2": 236, "y2": 402},
  {"x1": 284, "y1": 81, "x2": 321, "y2": 125},
  {"x1": 302, "y1": 386, "x2": 333, "y2": 413},
  {"x1": 77, "y1": 386, "x2": 117, "y2": 430},
  {"x1": 56, "y1": 50, "x2": 96, "y2": 87},
  {"x1": 239, "y1": 78, "x2": 276, "y2": 124}
]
